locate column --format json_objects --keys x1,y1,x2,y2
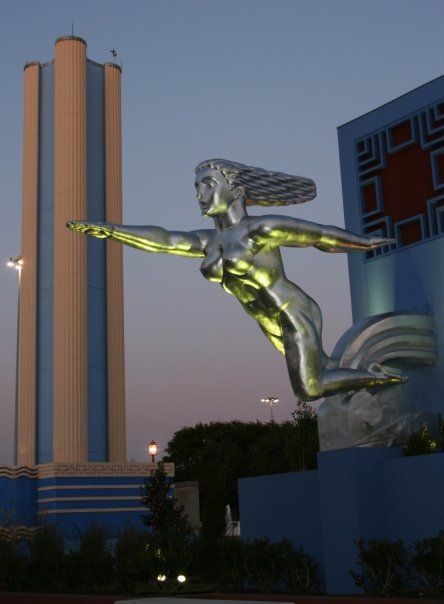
[
  {"x1": 104, "y1": 63, "x2": 126, "y2": 462},
  {"x1": 18, "y1": 62, "x2": 40, "y2": 466},
  {"x1": 53, "y1": 37, "x2": 88, "y2": 462}
]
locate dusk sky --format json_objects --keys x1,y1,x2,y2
[{"x1": 1, "y1": 0, "x2": 444, "y2": 463}]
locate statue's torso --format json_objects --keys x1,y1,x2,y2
[{"x1": 199, "y1": 223, "x2": 320, "y2": 341}]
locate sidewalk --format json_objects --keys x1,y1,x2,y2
[{"x1": 0, "y1": 593, "x2": 442, "y2": 604}]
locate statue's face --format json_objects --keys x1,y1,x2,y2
[{"x1": 195, "y1": 168, "x2": 234, "y2": 217}]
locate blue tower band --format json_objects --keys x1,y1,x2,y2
[{"x1": 35, "y1": 55, "x2": 108, "y2": 462}]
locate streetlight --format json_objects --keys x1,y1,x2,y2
[
  {"x1": 146, "y1": 440, "x2": 158, "y2": 463},
  {"x1": 260, "y1": 396, "x2": 279, "y2": 422},
  {"x1": 6, "y1": 255, "x2": 23, "y2": 466}
]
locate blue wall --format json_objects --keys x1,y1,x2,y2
[
  {"x1": 383, "y1": 452, "x2": 444, "y2": 543},
  {"x1": 37, "y1": 62, "x2": 54, "y2": 464},
  {"x1": 238, "y1": 449, "x2": 444, "y2": 595},
  {"x1": 317, "y1": 447, "x2": 401, "y2": 594},
  {"x1": 239, "y1": 470, "x2": 322, "y2": 565}
]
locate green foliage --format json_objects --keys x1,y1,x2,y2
[
  {"x1": 290, "y1": 400, "x2": 319, "y2": 471},
  {"x1": 411, "y1": 530, "x2": 444, "y2": 595},
  {"x1": 189, "y1": 536, "x2": 319, "y2": 594},
  {"x1": 141, "y1": 463, "x2": 193, "y2": 590},
  {"x1": 242, "y1": 538, "x2": 283, "y2": 592},
  {"x1": 351, "y1": 538, "x2": 410, "y2": 596},
  {"x1": 141, "y1": 463, "x2": 191, "y2": 539},
  {"x1": 0, "y1": 537, "x2": 26, "y2": 590},
  {"x1": 27, "y1": 524, "x2": 66, "y2": 592},
  {"x1": 113, "y1": 526, "x2": 151, "y2": 594},
  {"x1": 66, "y1": 523, "x2": 114, "y2": 593},
  {"x1": 164, "y1": 410, "x2": 319, "y2": 541},
  {"x1": 280, "y1": 538, "x2": 320, "y2": 594},
  {"x1": 214, "y1": 537, "x2": 248, "y2": 592},
  {"x1": 404, "y1": 424, "x2": 438, "y2": 457}
]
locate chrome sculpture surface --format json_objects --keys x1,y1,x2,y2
[
  {"x1": 68, "y1": 158, "x2": 407, "y2": 404},
  {"x1": 318, "y1": 311, "x2": 438, "y2": 449}
]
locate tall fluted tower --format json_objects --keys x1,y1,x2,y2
[{"x1": 18, "y1": 36, "x2": 126, "y2": 465}]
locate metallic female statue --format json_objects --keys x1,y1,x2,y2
[{"x1": 68, "y1": 158, "x2": 405, "y2": 401}]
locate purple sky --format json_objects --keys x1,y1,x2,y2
[{"x1": 1, "y1": 0, "x2": 444, "y2": 463}]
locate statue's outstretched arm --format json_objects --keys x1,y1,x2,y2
[
  {"x1": 67, "y1": 221, "x2": 211, "y2": 258},
  {"x1": 250, "y1": 216, "x2": 395, "y2": 253}
]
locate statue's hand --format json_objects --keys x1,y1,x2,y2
[
  {"x1": 370, "y1": 236, "x2": 396, "y2": 249},
  {"x1": 67, "y1": 221, "x2": 114, "y2": 239}
]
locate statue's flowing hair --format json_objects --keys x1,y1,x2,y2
[{"x1": 195, "y1": 158, "x2": 316, "y2": 206}]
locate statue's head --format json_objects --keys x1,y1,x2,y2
[
  {"x1": 194, "y1": 166, "x2": 244, "y2": 217},
  {"x1": 195, "y1": 158, "x2": 316, "y2": 217}
]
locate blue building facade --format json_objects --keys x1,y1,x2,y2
[
  {"x1": 0, "y1": 462, "x2": 174, "y2": 538},
  {"x1": 338, "y1": 75, "x2": 444, "y2": 413}
]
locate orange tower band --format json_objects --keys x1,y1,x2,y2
[
  {"x1": 53, "y1": 37, "x2": 88, "y2": 462},
  {"x1": 104, "y1": 63, "x2": 126, "y2": 462},
  {"x1": 18, "y1": 62, "x2": 40, "y2": 466}
]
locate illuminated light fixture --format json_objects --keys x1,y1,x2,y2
[
  {"x1": 7, "y1": 256, "x2": 23, "y2": 271},
  {"x1": 260, "y1": 396, "x2": 279, "y2": 422},
  {"x1": 147, "y1": 440, "x2": 158, "y2": 463},
  {"x1": 7, "y1": 254, "x2": 23, "y2": 465},
  {"x1": 156, "y1": 574, "x2": 166, "y2": 582},
  {"x1": 177, "y1": 574, "x2": 187, "y2": 583}
]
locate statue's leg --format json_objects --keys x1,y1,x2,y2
[
  {"x1": 282, "y1": 316, "x2": 406, "y2": 402},
  {"x1": 282, "y1": 314, "x2": 325, "y2": 401}
]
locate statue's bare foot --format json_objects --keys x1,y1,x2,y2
[
  {"x1": 370, "y1": 236, "x2": 397, "y2": 249},
  {"x1": 368, "y1": 362, "x2": 408, "y2": 385},
  {"x1": 67, "y1": 221, "x2": 114, "y2": 239}
]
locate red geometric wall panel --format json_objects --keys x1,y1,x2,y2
[{"x1": 356, "y1": 101, "x2": 444, "y2": 259}]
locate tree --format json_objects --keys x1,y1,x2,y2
[
  {"x1": 141, "y1": 463, "x2": 192, "y2": 585},
  {"x1": 164, "y1": 406, "x2": 319, "y2": 541}
]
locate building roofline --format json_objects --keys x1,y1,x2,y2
[
  {"x1": 55, "y1": 35, "x2": 87, "y2": 46},
  {"x1": 23, "y1": 61, "x2": 40, "y2": 71},
  {"x1": 338, "y1": 74, "x2": 444, "y2": 130},
  {"x1": 104, "y1": 62, "x2": 122, "y2": 72}
]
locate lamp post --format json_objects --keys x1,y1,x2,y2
[
  {"x1": 6, "y1": 255, "x2": 23, "y2": 466},
  {"x1": 260, "y1": 396, "x2": 279, "y2": 423},
  {"x1": 146, "y1": 440, "x2": 158, "y2": 463}
]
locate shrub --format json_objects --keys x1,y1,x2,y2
[
  {"x1": 404, "y1": 424, "x2": 438, "y2": 456},
  {"x1": 114, "y1": 526, "x2": 151, "y2": 594},
  {"x1": 280, "y1": 538, "x2": 319, "y2": 594},
  {"x1": 411, "y1": 530, "x2": 444, "y2": 595},
  {"x1": 191, "y1": 536, "x2": 248, "y2": 591},
  {"x1": 26, "y1": 524, "x2": 66, "y2": 592},
  {"x1": 66, "y1": 523, "x2": 114, "y2": 593},
  {"x1": 242, "y1": 538, "x2": 283, "y2": 593},
  {"x1": 0, "y1": 536, "x2": 26, "y2": 590},
  {"x1": 351, "y1": 538, "x2": 410, "y2": 596}
]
